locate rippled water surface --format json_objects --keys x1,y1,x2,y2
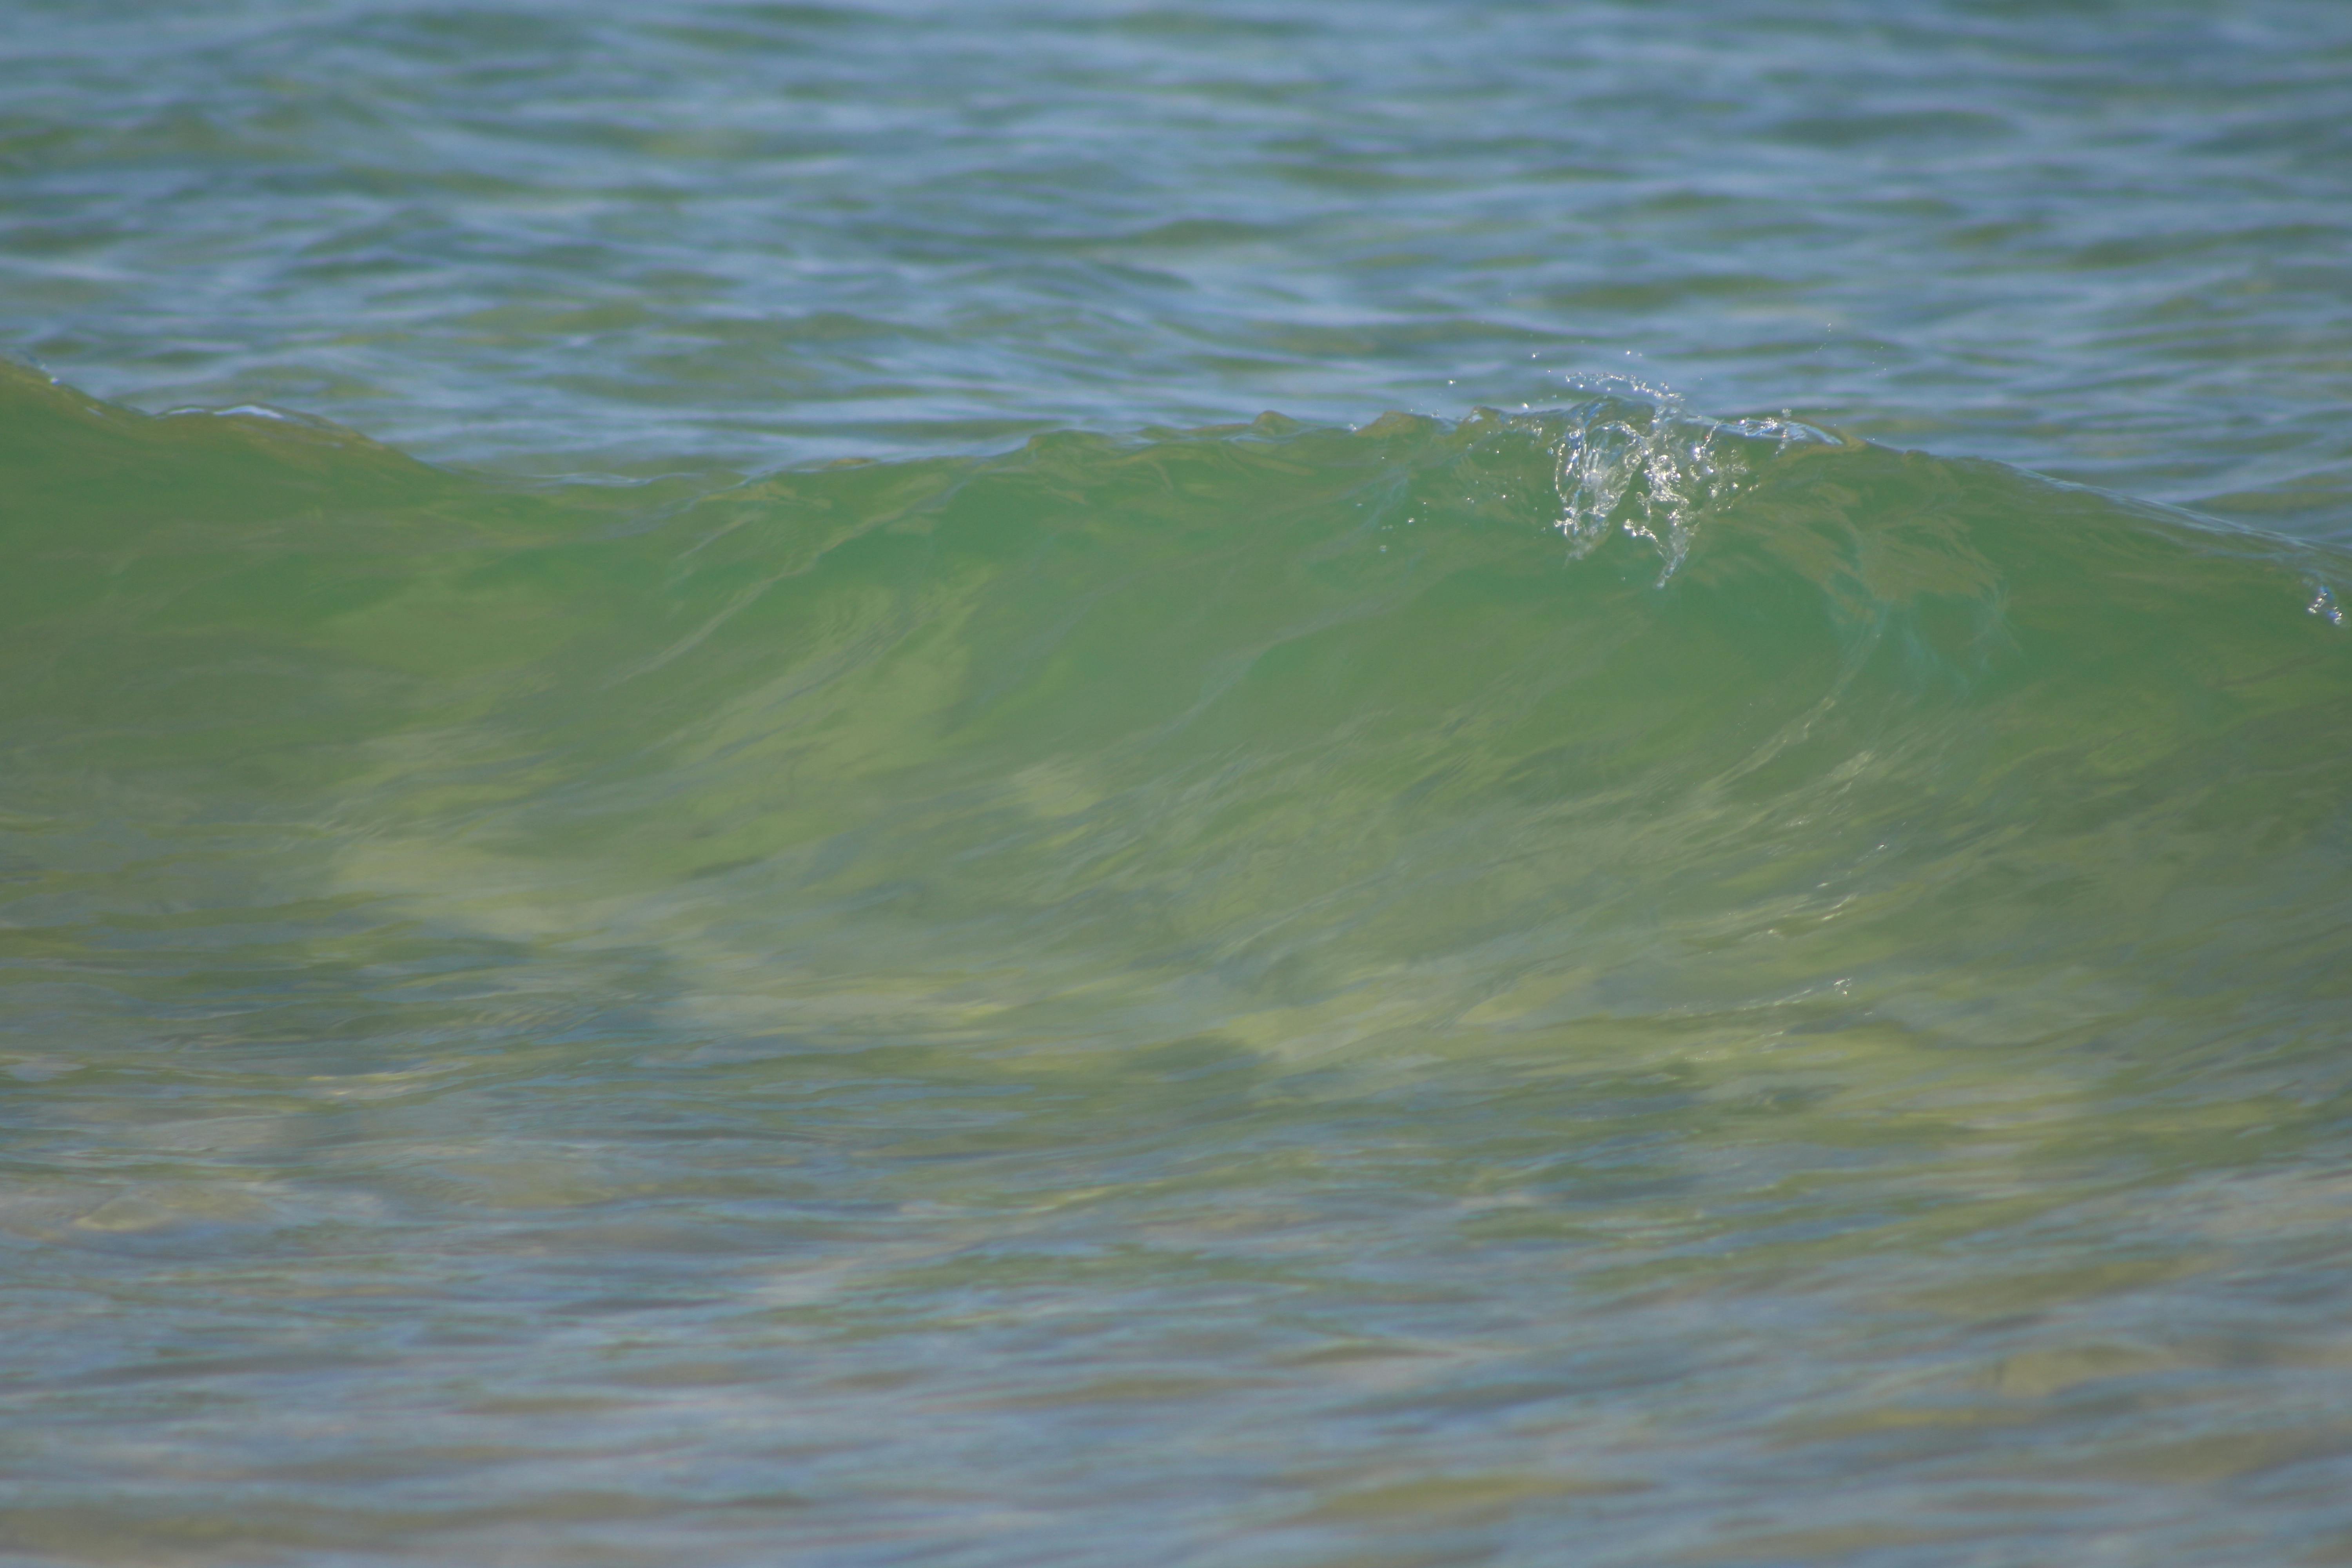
[{"x1": 5, "y1": 4, "x2": 2352, "y2": 1566}]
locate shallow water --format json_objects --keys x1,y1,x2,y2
[{"x1": 4, "y1": 5, "x2": 2352, "y2": 1566}]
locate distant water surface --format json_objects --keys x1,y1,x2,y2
[
  {"x1": 6, "y1": 0, "x2": 2352, "y2": 513},
  {"x1": 4, "y1": 4, "x2": 2352, "y2": 1566}
]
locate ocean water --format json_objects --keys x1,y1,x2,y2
[{"x1": 4, "y1": 4, "x2": 2352, "y2": 1566}]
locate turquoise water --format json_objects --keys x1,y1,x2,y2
[{"x1": 4, "y1": 5, "x2": 2352, "y2": 1566}]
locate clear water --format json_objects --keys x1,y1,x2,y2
[{"x1": 4, "y1": 4, "x2": 2352, "y2": 1566}]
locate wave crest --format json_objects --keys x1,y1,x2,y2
[{"x1": 1539, "y1": 394, "x2": 1833, "y2": 574}]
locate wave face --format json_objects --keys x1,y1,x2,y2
[{"x1": 7, "y1": 365, "x2": 2352, "y2": 1564}]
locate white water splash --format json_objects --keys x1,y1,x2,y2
[{"x1": 1548, "y1": 390, "x2": 1831, "y2": 578}]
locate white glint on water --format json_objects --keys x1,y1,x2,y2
[{"x1": 1542, "y1": 388, "x2": 1830, "y2": 579}]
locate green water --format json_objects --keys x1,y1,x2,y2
[
  {"x1": 6, "y1": 3, "x2": 2352, "y2": 1565},
  {"x1": 7, "y1": 361, "x2": 2352, "y2": 1564}
]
